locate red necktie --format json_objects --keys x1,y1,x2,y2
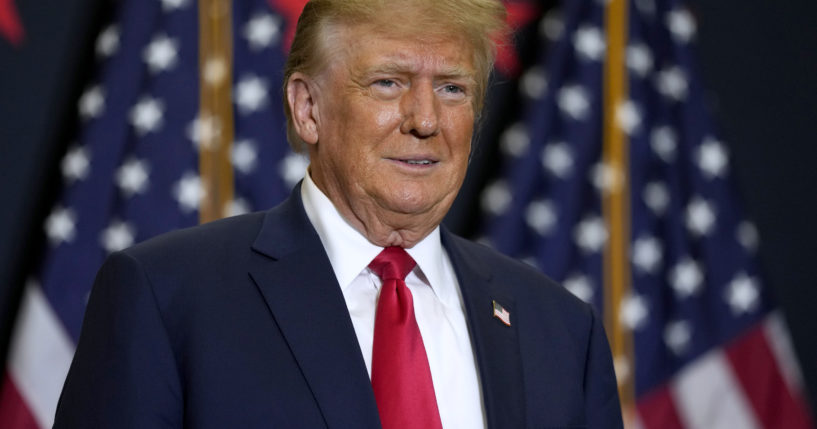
[{"x1": 369, "y1": 247, "x2": 443, "y2": 429}]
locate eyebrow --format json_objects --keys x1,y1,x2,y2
[{"x1": 362, "y1": 61, "x2": 476, "y2": 83}]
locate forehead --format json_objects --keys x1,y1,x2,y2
[{"x1": 330, "y1": 23, "x2": 477, "y2": 77}]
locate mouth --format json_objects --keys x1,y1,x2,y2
[
  {"x1": 387, "y1": 156, "x2": 440, "y2": 167},
  {"x1": 400, "y1": 159, "x2": 436, "y2": 165}
]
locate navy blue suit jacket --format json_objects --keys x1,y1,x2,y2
[{"x1": 55, "y1": 188, "x2": 622, "y2": 428}]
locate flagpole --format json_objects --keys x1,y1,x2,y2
[
  {"x1": 602, "y1": 0, "x2": 635, "y2": 421},
  {"x1": 198, "y1": 0, "x2": 235, "y2": 223}
]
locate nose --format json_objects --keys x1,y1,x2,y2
[{"x1": 400, "y1": 82, "x2": 441, "y2": 138}]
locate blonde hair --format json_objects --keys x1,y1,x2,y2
[{"x1": 282, "y1": 0, "x2": 508, "y2": 152}]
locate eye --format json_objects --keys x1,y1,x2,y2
[
  {"x1": 443, "y1": 84, "x2": 464, "y2": 94},
  {"x1": 374, "y1": 79, "x2": 396, "y2": 87}
]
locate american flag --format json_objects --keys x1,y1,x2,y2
[
  {"x1": 0, "y1": 0, "x2": 308, "y2": 426},
  {"x1": 480, "y1": 0, "x2": 814, "y2": 427},
  {"x1": 492, "y1": 300, "x2": 512, "y2": 327}
]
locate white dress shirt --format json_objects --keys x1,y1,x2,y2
[{"x1": 301, "y1": 173, "x2": 486, "y2": 429}]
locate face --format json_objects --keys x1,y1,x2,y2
[{"x1": 299, "y1": 25, "x2": 477, "y2": 241}]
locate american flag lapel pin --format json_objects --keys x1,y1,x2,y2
[{"x1": 492, "y1": 300, "x2": 511, "y2": 326}]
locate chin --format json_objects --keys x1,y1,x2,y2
[{"x1": 385, "y1": 191, "x2": 453, "y2": 217}]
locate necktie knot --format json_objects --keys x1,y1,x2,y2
[{"x1": 369, "y1": 246, "x2": 416, "y2": 281}]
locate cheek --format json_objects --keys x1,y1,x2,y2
[
  {"x1": 442, "y1": 110, "x2": 475, "y2": 151},
  {"x1": 341, "y1": 98, "x2": 401, "y2": 140},
  {"x1": 375, "y1": 109, "x2": 400, "y2": 129}
]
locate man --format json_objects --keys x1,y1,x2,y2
[{"x1": 55, "y1": 0, "x2": 622, "y2": 427}]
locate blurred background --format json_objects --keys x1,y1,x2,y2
[{"x1": 0, "y1": 0, "x2": 814, "y2": 427}]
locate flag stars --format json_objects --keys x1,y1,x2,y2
[
  {"x1": 616, "y1": 100, "x2": 642, "y2": 135},
  {"x1": 244, "y1": 13, "x2": 282, "y2": 51},
  {"x1": 116, "y1": 158, "x2": 150, "y2": 197},
  {"x1": 667, "y1": 8, "x2": 696, "y2": 44},
  {"x1": 726, "y1": 272, "x2": 761, "y2": 315},
  {"x1": 670, "y1": 258, "x2": 704, "y2": 298},
  {"x1": 130, "y1": 96, "x2": 165, "y2": 135},
  {"x1": 61, "y1": 146, "x2": 91, "y2": 182},
  {"x1": 520, "y1": 66, "x2": 547, "y2": 100},
  {"x1": 563, "y1": 273, "x2": 594, "y2": 303},
  {"x1": 557, "y1": 85, "x2": 590, "y2": 120},
  {"x1": 79, "y1": 85, "x2": 105, "y2": 119},
  {"x1": 574, "y1": 216, "x2": 608, "y2": 254},
  {"x1": 620, "y1": 294, "x2": 649, "y2": 330},
  {"x1": 234, "y1": 75, "x2": 269, "y2": 115},
  {"x1": 656, "y1": 66, "x2": 688, "y2": 101},
  {"x1": 100, "y1": 221, "x2": 136, "y2": 253},
  {"x1": 500, "y1": 123, "x2": 530, "y2": 157},
  {"x1": 96, "y1": 24, "x2": 120, "y2": 57},
  {"x1": 651, "y1": 126, "x2": 678, "y2": 162},
  {"x1": 635, "y1": 0, "x2": 656, "y2": 15},
  {"x1": 632, "y1": 236, "x2": 663, "y2": 274},
  {"x1": 696, "y1": 137, "x2": 729, "y2": 178},
  {"x1": 231, "y1": 139, "x2": 258, "y2": 174},
  {"x1": 161, "y1": 0, "x2": 190, "y2": 11},
  {"x1": 664, "y1": 320, "x2": 692, "y2": 355},
  {"x1": 643, "y1": 181, "x2": 670, "y2": 215},
  {"x1": 143, "y1": 34, "x2": 179, "y2": 74},
  {"x1": 541, "y1": 142, "x2": 574, "y2": 178},
  {"x1": 591, "y1": 162, "x2": 622, "y2": 194},
  {"x1": 45, "y1": 207, "x2": 77, "y2": 245},
  {"x1": 539, "y1": 10, "x2": 564, "y2": 41},
  {"x1": 525, "y1": 199, "x2": 557, "y2": 236},
  {"x1": 226, "y1": 198, "x2": 251, "y2": 217},
  {"x1": 280, "y1": 152, "x2": 309, "y2": 187},
  {"x1": 203, "y1": 57, "x2": 228, "y2": 86},
  {"x1": 627, "y1": 43, "x2": 653, "y2": 78},
  {"x1": 737, "y1": 221, "x2": 760, "y2": 252},
  {"x1": 686, "y1": 196, "x2": 717, "y2": 237},
  {"x1": 613, "y1": 357, "x2": 632, "y2": 386},
  {"x1": 173, "y1": 172, "x2": 205, "y2": 213},
  {"x1": 573, "y1": 25, "x2": 606, "y2": 62},
  {"x1": 188, "y1": 115, "x2": 222, "y2": 150},
  {"x1": 481, "y1": 180, "x2": 512, "y2": 215}
]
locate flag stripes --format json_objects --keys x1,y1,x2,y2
[
  {"x1": 0, "y1": 372, "x2": 39, "y2": 429},
  {"x1": 725, "y1": 320, "x2": 813, "y2": 428},
  {"x1": 637, "y1": 315, "x2": 814, "y2": 428},
  {"x1": 636, "y1": 385, "x2": 684, "y2": 429},
  {"x1": 5, "y1": 283, "x2": 74, "y2": 427}
]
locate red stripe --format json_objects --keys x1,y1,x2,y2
[
  {"x1": 0, "y1": 0, "x2": 25, "y2": 46},
  {"x1": 267, "y1": 0, "x2": 308, "y2": 52},
  {"x1": 0, "y1": 371, "x2": 40, "y2": 429},
  {"x1": 637, "y1": 384, "x2": 685, "y2": 429},
  {"x1": 725, "y1": 324, "x2": 815, "y2": 429}
]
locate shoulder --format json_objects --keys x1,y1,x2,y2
[
  {"x1": 95, "y1": 212, "x2": 268, "y2": 300},
  {"x1": 124, "y1": 211, "x2": 267, "y2": 262}
]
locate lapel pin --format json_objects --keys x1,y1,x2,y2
[{"x1": 492, "y1": 300, "x2": 511, "y2": 327}]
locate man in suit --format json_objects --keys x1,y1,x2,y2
[{"x1": 55, "y1": 0, "x2": 622, "y2": 427}]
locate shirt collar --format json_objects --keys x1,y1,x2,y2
[{"x1": 300, "y1": 173, "x2": 452, "y2": 301}]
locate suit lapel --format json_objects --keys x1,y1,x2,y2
[
  {"x1": 249, "y1": 188, "x2": 381, "y2": 429},
  {"x1": 443, "y1": 229, "x2": 527, "y2": 429}
]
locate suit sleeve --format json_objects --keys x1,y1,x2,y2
[
  {"x1": 584, "y1": 306, "x2": 624, "y2": 428},
  {"x1": 53, "y1": 251, "x2": 183, "y2": 428}
]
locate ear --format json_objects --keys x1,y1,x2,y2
[{"x1": 286, "y1": 72, "x2": 320, "y2": 145}]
